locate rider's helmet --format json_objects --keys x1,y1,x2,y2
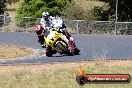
[
  {"x1": 42, "y1": 12, "x2": 50, "y2": 21},
  {"x1": 34, "y1": 24, "x2": 43, "y2": 35}
]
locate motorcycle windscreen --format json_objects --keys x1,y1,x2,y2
[{"x1": 45, "y1": 31, "x2": 59, "y2": 47}]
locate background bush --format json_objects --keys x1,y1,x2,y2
[
  {"x1": 16, "y1": 0, "x2": 71, "y2": 27},
  {"x1": 16, "y1": 0, "x2": 71, "y2": 17},
  {"x1": 63, "y1": 1, "x2": 95, "y2": 20}
]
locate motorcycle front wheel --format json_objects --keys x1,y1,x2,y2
[{"x1": 56, "y1": 42, "x2": 73, "y2": 56}]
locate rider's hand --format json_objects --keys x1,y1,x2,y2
[{"x1": 59, "y1": 28, "x2": 64, "y2": 32}]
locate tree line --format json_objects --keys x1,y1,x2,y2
[
  {"x1": 1, "y1": 0, "x2": 132, "y2": 22},
  {"x1": 95, "y1": 0, "x2": 132, "y2": 21}
]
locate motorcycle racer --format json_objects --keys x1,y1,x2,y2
[
  {"x1": 36, "y1": 11, "x2": 75, "y2": 52},
  {"x1": 34, "y1": 24, "x2": 46, "y2": 48},
  {"x1": 51, "y1": 16, "x2": 75, "y2": 52},
  {"x1": 40, "y1": 12, "x2": 54, "y2": 30},
  {"x1": 34, "y1": 24, "x2": 57, "y2": 56}
]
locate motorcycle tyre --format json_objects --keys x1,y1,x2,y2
[
  {"x1": 74, "y1": 48, "x2": 80, "y2": 55},
  {"x1": 56, "y1": 42, "x2": 73, "y2": 56},
  {"x1": 46, "y1": 47, "x2": 54, "y2": 57}
]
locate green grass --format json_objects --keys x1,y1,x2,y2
[{"x1": 0, "y1": 62, "x2": 131, "y2": 88}]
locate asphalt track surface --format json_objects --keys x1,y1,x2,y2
[{"x1": 0, "y1": 32, "x2": 132, "y2": 64}]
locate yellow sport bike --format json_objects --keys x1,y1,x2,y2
[{"x1": 43, "y1": 29, "x2": 80, "y2": 57}]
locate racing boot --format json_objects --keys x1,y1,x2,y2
[{"x1": 41, "y1": 43, "x2": 46, "y2": 48}]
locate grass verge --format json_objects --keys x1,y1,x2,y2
[
  {"x1": 0, "y1": 44, "x2": 33, "y2": 59},
  {"x1": 0, "y1": 61, "x2": 131, "y2": 88}
]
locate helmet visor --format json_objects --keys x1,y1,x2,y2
[{"x1": 43, "y1": 16, "x2": 49, "y2": 21}]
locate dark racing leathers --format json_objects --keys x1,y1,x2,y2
[
  {"x1": 38, "y1": 35, "x2": 46, "y2": 48},
  {"x1": 36, "y1": 30, "x2": 46, "y2": 48}
]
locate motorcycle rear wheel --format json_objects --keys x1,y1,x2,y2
[
  {"x1": 74, "y1": 48, "x2": 80, "y2": 55},
  {"x1": 46, "y1": 47, "x2": 54, "y2": 57}
]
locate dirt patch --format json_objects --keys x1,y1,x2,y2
[{"x1": 0, "y1": 44, "x2": 33, "y2": 59}]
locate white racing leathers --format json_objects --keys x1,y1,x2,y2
[
  {"x1": 51, "y1": 17, "x2": 69, "y2": 46},
  {"x1": 40, "y1": 16, "x2": 70, "y2": 47}
]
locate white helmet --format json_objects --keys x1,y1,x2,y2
[{"x1": 42, "y1": 12, "x2": 50, "y2": 17}]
